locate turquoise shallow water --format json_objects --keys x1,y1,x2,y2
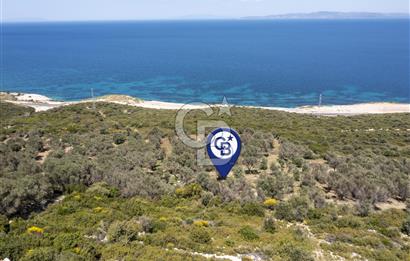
[{"x1": 2, "y1": 20, "x2": 409, "y2": 107}]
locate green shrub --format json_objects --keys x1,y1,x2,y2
[
  {"x1": 241, "y1": 202, "x2": 265, "y2": 217},
  {"x1": 20, "y1": 247, "x2": 58, "y2": 261},
  {"x1": 260, "y1": 158, "x2": 268, "y2": 170},
  {"x1": 257, "y1": 173, "x2": 293, "y2": 199},
  {"x1": 123, "y1": 199, "x2": 145, "y2": 216},
  {"x1": 233, "y1": 166, "x2": 244, "y2": 178},
  {"x1": 238, "y1": 226, "x2": 259, "y2": 241},
  {"x1": 113, "y1": 133, "x2": 126, "y2": 145},
  {"x1": 275, "y1": 196, "x2": 309, "y2": 222},
  {"x1": 53, "y1": 232, "x2": 82, "y2": 251},
  {"x1": 140, "y1": 216, "x2": 155, "y2": 233},
  {"x1": 405, "y1": 199, "x2": 410, "y2": 213},
  {"x1": 86, "y1": 182, "x2": 118, "y2": 197},
  {"x1": 278, "y1": 243, "x2": 314, "y2": 261},
  {"x1": 107, "y1": 219, "x2": 141, "y2": 242},
  {"x1": 336, "y1": 215, "x2": 364, "y2": 228},
  {"x1": 156, "y1": 231, "x2": 178, "y2": 247},
  {"x1": 306, "y1": 208, "x2": 324, "y2": 220},
  {"x1": 0, "y1": 214, "x2": 8, "y2": 232},
  {"x1": 159, "y1": 196, "x2": 180, "y2": 208},
  {"x1": 200, "y1": 191, "x2": 214, "y2": 206},
  {"x1": 263, "y1": 217, "x2": 277, "y2": 233},
  {"x1": 99, "y1": 242, "x2": 144, "y2": 259},
  {"x1": 189, "y1": 227, "x2": 211, "y2": 244},
  {"x1": 225, "y1": 239, "x2": 235, "y2": 247},
  {"x1": 293, "y1": 157, "x2": 304, "y2": 168},
  {"x1": 401, "y1": 217, "x2": 410, "y2": 236},
  {"x1": 152, "y1": 219, "x2": 167, "y2": 232},
  {"x1": 380, "y1": 227, "x2": 401, "y2": 238},
  {"x1": 275, "y1": 202, "x2": 293, "y2": 221},
  {"x1": 356, "y1": 200, "x2": 373, "y2": 217},
  {"x1": 175, "y1": 184, "x2": 202, "y2": 198}
]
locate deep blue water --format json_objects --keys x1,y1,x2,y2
[{"x1": 2, "y1": 20, "x2": 409, "y2": 107}]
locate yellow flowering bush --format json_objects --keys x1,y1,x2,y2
[
  {"x1": 27, "y1": 226, "x2": 44, "y2": 234},
  {"x1": 94, "y1": 196, "x2": 102, "y2": 201},
  {"x1": 175, "y1": 184, "x2": 202, "y2": 198},
  {"x1": 93, "y1": 207, "x2": 104, "y2": 213},
  {"x1": 175, "y1": 187, "x2": 185, "y2": 196},
  {"x1": 263, "y1": 198, "x2": 278, "y2": 209},
  {"x1": 193, "y1": 220, "x2": 209, "y2": 227}
]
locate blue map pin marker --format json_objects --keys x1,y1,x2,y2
[{"x1": 206, "y1": 128, "x2": 241, "y2": 180}]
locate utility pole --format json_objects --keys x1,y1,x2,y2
[{"x1": 318, "y1": 93, "x2": 322, "y2": 107}]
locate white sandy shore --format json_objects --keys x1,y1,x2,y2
[{"x1": 1, "y1": 92, "x2": 409, "y2": 116}]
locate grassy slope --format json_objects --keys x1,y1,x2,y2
[
  {"x1": 0, "y1": 101, "x2": 409, "y2": 260},
  {"x1": 4, "y1": 102, "x2": 410, "y2": 156}
]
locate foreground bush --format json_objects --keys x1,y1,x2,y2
[
  {"x1": 402, "y1": 217, "x2": 410, "y2": 236},
  {"x1": 107, "y1": 219, "x2": 141, "y2": 242},
  {"x1": 275, "y1": 196, "x2": 310, "y2": 222},
  {"x1": 240, "y1": 202, "x2": 265, "y2": 217},
  {"x1": 263, "y1": 217, "x2": 277, "y2": 233},
  {"x1": 238, "y1": 226, "x2": 259, "y2": 241},
  {"x1": 189, "y1": 227, "x2": 211, "y2": 244}
]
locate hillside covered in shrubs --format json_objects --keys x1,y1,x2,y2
[{"x1": 0, "y1": 101, "x2": 409, "y2": 260}]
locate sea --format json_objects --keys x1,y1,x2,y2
[{"x1": 2, "y1": 19, "x2": 409, "y2": 107}]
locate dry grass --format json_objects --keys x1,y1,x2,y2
[
  {"x1": 160, "y1": 137, "x2": 173, "y2": 157},
  {"x1": 375, "y1": 199, "x2": 406, "y2": 211},
  {"x1": 96, "y1": 95, "x2": 142, "y2": 103},
  {"x1": 36, "y1": 149, "x2": 52, "y2": 164},
  {"x1": 0, "y1": 92, "x2": 17, "y2": 101}
]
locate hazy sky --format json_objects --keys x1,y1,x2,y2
[{"x1": 3, "y1": 0, "x2": 409, "y2": 21}]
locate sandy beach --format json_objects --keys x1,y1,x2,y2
[{"x1": 1, "y1": 92, "x2": 409, "y2": 115}]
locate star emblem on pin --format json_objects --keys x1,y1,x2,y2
[{"x1": 218, "y1": 96, "x2": 232, "y2": 116}]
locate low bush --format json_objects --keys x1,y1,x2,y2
[
  {"x1": 275, "y1": 196, "x2": 310, "y2": 222},
  {"x1": 402, "y1": 217, "x2": 410, "y2": 236},
  {"x1": 263, "y1": 217, "x2": 277, "y2": 233},
  {"x1": 200, "y1": 191, "x2": 214, "y2": 206},
  {"x1": 175, "y1": 184, "x2": 202, "y2": 198},
  {"x1": 27, "y1": 226, "x2": 44, "y2": 235},
  {"x1": 263, "y1": 198, "x2": 278, "y2": 209},
  {"x1": 189, "y1": 227, "x2": 211, "y2": 244},
  {"x1": 53, "y1": 232, "x2": 83, "y2": 251},
  {"x1": 107, "y1": 219, "x2": 141, "y2": 242},
  {"x1": 113, "y1": 133, "x2": 126, "y2": 145},
  {"x1": 238, "y1": 226, "x2": 259, "y2": 241},
  {"x1": 139, "y1": 216, "x2": 155, "y2": 233},
  {"x1": 0, "y1": 215, "x2": 8, "y2": 232},
  {"x1": 240, "y1": 202, "x2": 265, "y2": 217},
  {"x1": 20, "y1": 247, "x2": 58, "y2": 261},
  {"x1": 278, "y1": 243, "x2": 314, "y2": 261},
  {"x1": 193, "y1": 220, "x2": 209, "y2": 227}
]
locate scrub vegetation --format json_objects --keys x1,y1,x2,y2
[{"x1": 0, "y1": 101, "x2": 409, "y2": 260}]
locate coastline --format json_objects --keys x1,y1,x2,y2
[{"x1": 1, "y1": 92, "x2": 409, "y2": 116}]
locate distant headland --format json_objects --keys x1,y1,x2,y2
[{"x1": 242, "y1": 11, "x2": 410, "y2": 20}]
